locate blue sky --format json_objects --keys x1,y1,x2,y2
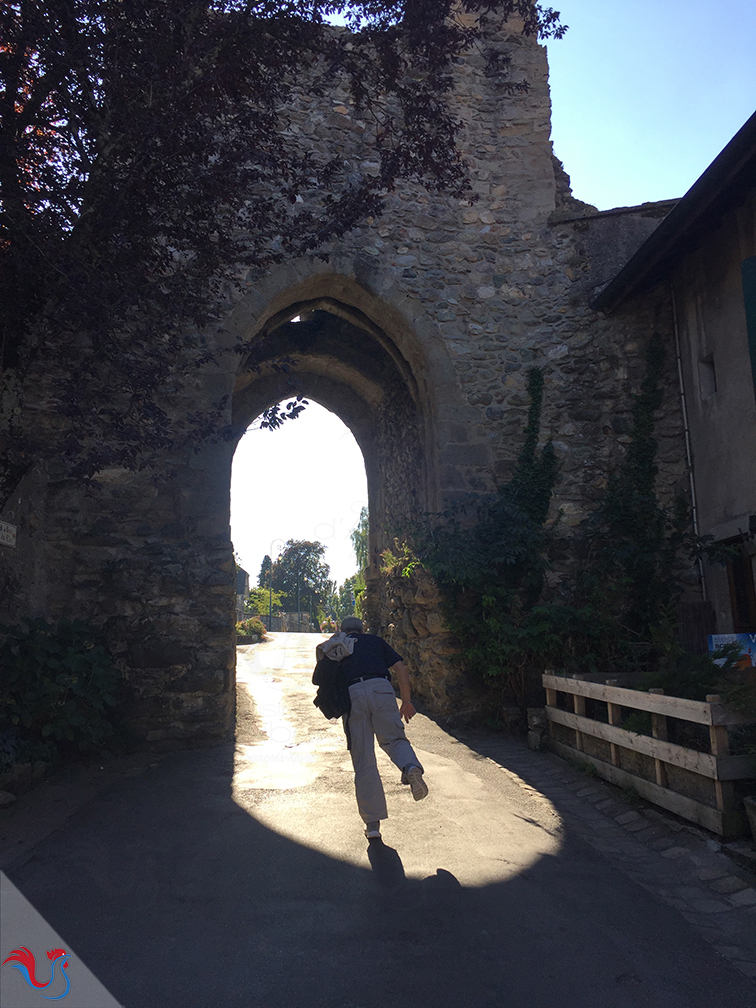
[
  {"x1": 547, "y1": 0, "x2": 756, "y2": 209},
  {"x1": 231, "y1": 0, "x2": 756, "y2": 589}
]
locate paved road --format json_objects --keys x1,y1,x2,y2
[{"x1": 2, "y1": 632, "x2": 755, "y2": 1007}]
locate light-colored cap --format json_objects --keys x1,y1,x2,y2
[{"x1": 340, "y1": 616, "x2": 364, "y2": 633}]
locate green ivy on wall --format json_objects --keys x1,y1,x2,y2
[
  {"x1": 408, "y1": 367, "x2": 561, "y2": 705},
  {"x1": 400, "y1": 338, "x2": 725, "y2": 709},
  {"x1": 0, "y1": 619, "x2": 122, "y2": 768},
  {"x1": 586, "y1": 333, "x2": 692, "y2": 639}
]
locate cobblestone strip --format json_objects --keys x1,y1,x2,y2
[{"x1": 476, "y1": 741, "x2": 756, "y2": 982}]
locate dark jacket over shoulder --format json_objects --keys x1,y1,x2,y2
[{"x1": 312, "y1": 658, "x2": 351, "y2": 722}]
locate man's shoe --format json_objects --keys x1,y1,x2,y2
[
  {"x1": 364, "y1": 821, "x2": 381, "y2": 839},
  {"x1": 405, "y1": 766, "x2": 428, "y2": 801}
]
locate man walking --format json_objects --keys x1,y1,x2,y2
[{"x1": 328, "y1": 616, "x2": 428, "y2": 839}]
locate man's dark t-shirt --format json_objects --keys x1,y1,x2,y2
[{"x1": 339, "y1": 633, "x2": 403, "y2": 686}]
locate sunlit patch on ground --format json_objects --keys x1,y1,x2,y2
[{"x1": 232, "y1": 633, "x2": 563, "y2": 884}]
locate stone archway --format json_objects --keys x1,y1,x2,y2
[
  {"x1": 231, "y1": 297, "x2": 430, "y2": 570},
  {"x1": 218, "y1": 275, "x2": 485, "y2": 722},
  {"x1": 221, "y1": 267, "x2": 492, "y2": 522},
  {"x1": 0, "y1": 268, "x2": 486, "y2": 748}
]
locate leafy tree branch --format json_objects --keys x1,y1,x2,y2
[{"x1": 1, "y1": 1, "x2": 563, "y2": 499}]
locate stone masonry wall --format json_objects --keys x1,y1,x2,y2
[{"x1": 0, "y1": 11, "x2": 693, "y2": 741}]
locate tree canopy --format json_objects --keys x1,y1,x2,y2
[
  {"x1": 335, "y1": 575, "x2": 358, "y2": 621},
  {"x1": 350, "y1": 506, "x2": 369, "y2": 571},
  {"x1": 269, "y1": 539, "x2": 333, "y2": 610},
  {"x1": 244, "y1": 585, "x2": 285, "y2": 616},
  {"x1": 1, "y1": 0, "x2": 564, "y2": 500},
  {"x1": 258, "y1": 554, "x2": 273, "y2": 587}
]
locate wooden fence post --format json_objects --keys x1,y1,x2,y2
[
  {"x1": 648, "y1": 688, "x2": 668, "y2": 788},
  {"x1": 606, "y1": 679, "x2": 622, "y2": 767},
  {"x1": 572, "y1": 674, "x2": 586, "y2": 751},
  {"x1": 544, "y1": 670, "x2": 557, "y2": 742},
  {"x1": 707, "y1": 694, "x2": 735, "y2": 814}
]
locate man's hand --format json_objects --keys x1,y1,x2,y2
[
  {"x1": 391, "y1": 662, "x2": 416, "y2": 722},
  {"x1": 399, "y1": 701, "x2": 416, "y2": 723}
]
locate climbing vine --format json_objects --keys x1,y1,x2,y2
[
  {"x1": 407, "y1": 368, "x2": 561, "y2": 705},
  {"x1": 399, "y1": 338, "x2": 724, "y2": 710},
  {"x1": 586, "y1": 333, "x2": 692, "y2": 639}
]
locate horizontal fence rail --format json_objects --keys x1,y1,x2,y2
[{"x1": 543, "y1": 673, "x2": 756, "y2": 838}]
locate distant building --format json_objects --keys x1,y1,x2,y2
[{"x1": 236, "y1": 567, "x2": 250, "y2": 622}]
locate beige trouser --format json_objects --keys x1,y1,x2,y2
[{"x1": 346, "y1": 677, "x2": 422, "y2": 823}]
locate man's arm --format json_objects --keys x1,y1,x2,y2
[{"x1": 390, "y1": 660, "x2": 416, "y2": 722}]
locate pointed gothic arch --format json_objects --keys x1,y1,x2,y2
[
  {"x1": 224, "y1": 271, "x2": 482, "y2": 570},
  {"x1": 231, "y1": 302, "x2": 420, "y2": 568}
]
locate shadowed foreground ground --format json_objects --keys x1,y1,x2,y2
[{"x1": 1, "y1": 633, "x2": 754, "y2": 1007}]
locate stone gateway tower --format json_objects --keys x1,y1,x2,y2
[{"x1": 0, "y1": 11, "x2": 691, "y2": 744}]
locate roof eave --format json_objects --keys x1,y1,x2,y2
[{"x1": 592, "y1": 109, "x2": 756, "y2": 314}]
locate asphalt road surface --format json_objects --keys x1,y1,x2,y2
[{"x1": 2, "y1": 632, "x2": 755, "y2": 1007}]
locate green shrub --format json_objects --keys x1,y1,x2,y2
[
  {"x1": 0, "y1": 619, "x2": 121, "y2": 764},
  {"x1": 236, "y1": 616, "x2": 266, "y2": 639},
  {"x1": 641, "y1": 636, "x2": 743, "y2": 701}
]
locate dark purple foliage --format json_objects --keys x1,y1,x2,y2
[{"x1": 0, "y1": 1, "x2": 563, "y2": 496}]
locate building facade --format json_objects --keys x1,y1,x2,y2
[{"x1": 595, "y1": 112, "x2": 756, "y2": 643}]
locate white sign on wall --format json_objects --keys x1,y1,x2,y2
[{"x1": 0, "y1": 521, "x2": 17, "y2": 548}]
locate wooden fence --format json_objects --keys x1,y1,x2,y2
[{"x1": 543, "y1": 672, "x2": 756, "y2": 837}]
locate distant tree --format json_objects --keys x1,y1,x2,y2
[
  {"x1": 335, "y1": 576, "x2": 358, "y2": 621},
  {"x1": 270, "y1": 539, "x2": 332, "y2": 610},
  {"x1": 258, "y1": 555, "x2": 273, "y2": 588},
  {"x1": 350, "y1": 507, "x2": 369, "y2": 570},
  {"x1": 317, "y1": 578, "x2": 338, "y2": 626},
  {"x1": 0, "y1": 1, "x2": 564, "y2": 502},
  {"x1": 348, "y1": 507, "x2": 369, "y2": 616},
  {"x1": 244, "y1": 586, "x2": 285, "y2": 616}
]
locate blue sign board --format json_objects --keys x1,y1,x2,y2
[{"x1": 708, "y1": 633, "x2": 756, "y2": 667}]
